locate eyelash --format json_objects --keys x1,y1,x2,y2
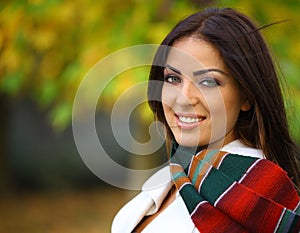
[
  {"x1": 200, "y1": 77, "x2": 220, "y2": 87},
  {"x1": 164, "y1": 74, "x2": 220, "y2": 87},
  {"x1": 164, "y1": 74, "x2": 181, "y2": 84}
]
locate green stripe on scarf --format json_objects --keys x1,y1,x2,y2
[
  {"x1": 276, "y1": 209, "x2": 297, "y2": 233},
  {"x1": 289, "y1": 214, "x2": 300, "y2": 232},
  {"x1": 218, "y1": 154, "x2": 257, "y2": 181},
  {"x1": 200, "y1": 167, "x2": 235, "y2": 205},
  {"x1": 179, "y1": 184, "x2": 205, "y2": 213}
]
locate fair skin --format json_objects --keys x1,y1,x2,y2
[{"x1": 162, "y1": 37, "x2": 250, "y2": 149}]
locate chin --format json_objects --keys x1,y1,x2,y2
[
  {"x1": 174, "y1": 135, "x2": 226, "y2": 149},
  {"x1": 175, "y1": 138, "x2": 204, "y2": 148}
]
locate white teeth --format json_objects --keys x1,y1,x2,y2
[{"x1": 179, "y1": 116, "x2": 203, "y2": 123}]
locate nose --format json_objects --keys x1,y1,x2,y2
[{"x1": 176, "y1": 80, "x2": 200, "y2": 106}]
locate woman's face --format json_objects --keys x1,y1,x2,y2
[{"x1": 162, "y1": 37, "x2": 250, "y2": 148}]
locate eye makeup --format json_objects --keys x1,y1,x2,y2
[{"x1": 164, "y1": 64, "x2": 225, "y2": 87}]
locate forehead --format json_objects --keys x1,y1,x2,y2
[{"x1": 166, "y1": 37, "x2": 226, "y2": 76}]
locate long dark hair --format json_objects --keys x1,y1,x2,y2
[{"x1": 148, "y1": 8, "x2": 300, "y2": 187}]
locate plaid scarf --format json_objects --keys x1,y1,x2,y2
[{"x1": 170, "y1": 143, "x2": 300, "y2": 233}]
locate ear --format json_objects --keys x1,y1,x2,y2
[{"x1": 241, "y1": 99, "x2": 251, "y2": 111}]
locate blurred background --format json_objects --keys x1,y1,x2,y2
[{"x1": 0, "y1": 0, "x2": 299, "y2": 232}]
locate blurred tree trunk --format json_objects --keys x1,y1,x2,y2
[{"x1": 0, "y1": 94, "x2": 12, "y2": 193}]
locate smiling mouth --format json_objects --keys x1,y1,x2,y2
[
  {"x1": 176, "y1": 114, "x2": 206, "y2": 126},
  {"x1": 178, "y1": 116, "x2": 204, "y2": 123}
]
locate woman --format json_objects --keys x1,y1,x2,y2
[{"x1": 112, "y1": 8, "x2": 300, "y2": 233}]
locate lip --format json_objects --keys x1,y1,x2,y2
[{"x1": 175, "y1": 113, "x2": 206, "y2": 129}]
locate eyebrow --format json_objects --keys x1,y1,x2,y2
[
  {"x1": 193, "y1": 68, "x2": 228, "y2": 76},
  {"x1": 165, "y1": 64, "x2": 182, "y2": 75},
  {"x1": 165, "y1": 64, "x2": 228, "y2": 76}
]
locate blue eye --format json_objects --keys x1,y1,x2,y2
[
  {"x1": 199, "y1": 78, "x2": 219, "y2": 87},
  {"x1": 164, "y1": 75, "x2": 181, "y2": 84}
]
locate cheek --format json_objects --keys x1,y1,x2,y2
[
  {"x1": 161, "y1": 85, "x2": 177, "y2": 108},
  {"x1": 207, "y1": 91, "x2": 242, "y2": 129},
  {"x1": 161, "y1": 85, "x2": 174, "y2": 121},
  {"x1": 223, "y1": 94, "x2": 243, "y2": 128},
  {"x1": 161, "y1": 85, "x2": 168, "y2": 105},
  {"x1": 204, "y1": 92, "x2": 226, "y2": 116}
]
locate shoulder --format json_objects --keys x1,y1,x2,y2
[{"x1": 221, "y1": 140, "x2": 264, "y2": 159}]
